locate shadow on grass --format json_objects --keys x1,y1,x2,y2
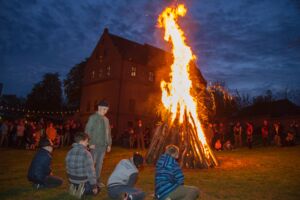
[
  {"x1": 44, "y1": 192, "x2": 111, "y2": 200},
  {"x1": 43, "y1": 192, "x2": 71, "y2": 200},
  {"x1": 0, "y1": 187, "x2": 32, "y2": 199}
]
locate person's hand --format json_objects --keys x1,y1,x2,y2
[
  {"x1": 89, "y1": 144, "x2": 95, "y2": 149},
  {"x1": 92, "y1": 187, "x2": 98, "y2": 195},
  {"x1": 107, "y1": 146, "x2": 111, "y2": 152},
  {"x1": 123, "y1": 192, "x2": 128, "y2": 200}
]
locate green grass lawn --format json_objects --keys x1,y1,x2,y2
[{"x1": 1, "y1": 145, "x2": 300, "y2": 200}]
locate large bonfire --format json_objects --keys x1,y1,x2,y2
[{"x1": 146, "y1": 4, "x2": 218, "y2": 168}]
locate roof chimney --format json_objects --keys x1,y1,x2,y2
[{"x1": 104, "y1": 28, "x2": 109, "y2": 34}]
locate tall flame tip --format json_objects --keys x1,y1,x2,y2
[{"x1": 159, "y1": 3, "x2": 208, "y2": 146}]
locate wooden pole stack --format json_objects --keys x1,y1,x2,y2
[{"x1": 145, "y1": 115, "x2": 218, "y2": 169}]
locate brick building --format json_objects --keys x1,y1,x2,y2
[{"x1": 80, "y1": 28, "x2": 206, "y2": 139}]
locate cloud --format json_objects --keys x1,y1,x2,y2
[
  {"x1": 0, "y1": 0, "x2": 299, "y2": 98},
  {"x1": 185, "y1": 0, "x2": 300, "y2": 94}
]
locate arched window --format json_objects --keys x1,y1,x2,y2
[
  {"x1": 130, "y1": 66, "x2": 137, "y2": 77},
  {"x1": 98, "y1": 68, "x2": 103, "y2": 78},
  {"x1": 107, "y1": 66, "x2": 111, "y2": 76},
  {"x1": 148, "y1": 71, "x2": 154, "y2": 82}
]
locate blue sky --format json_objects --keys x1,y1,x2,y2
[{"x1": 1, "y1": 0, "x2": 300, "y2": 99}]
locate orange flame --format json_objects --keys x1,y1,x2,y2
[{"x1": 158, "y1": 4, "x2": 207, "y2": 145}]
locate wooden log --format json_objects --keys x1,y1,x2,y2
[
  {"x1": 145, "y1": 124, "x2": 164, "y2": 163},
  {"x1": 189, "y1": 125, "x2": 209, "y2": 168},
  {"x1": 188, "y1": 113, "x2": 218, "y2": 167},
  {"x1": 146, "y1": 124, "x2": 171, "y2": 163}
]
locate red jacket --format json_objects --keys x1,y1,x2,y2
[{"x1": 261, "y1": 126, "x2": 269, "y2": 138}]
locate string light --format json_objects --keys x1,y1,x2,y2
[{"x1": 0, "y1": 105, "x2": 78, "y2": 115}]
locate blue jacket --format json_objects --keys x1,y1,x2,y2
[
  {"x1": 155, "y1": 154, "x2": 184, "y2": 200},
  {"x1": 27, "y1": 148, "x2": 52, "y2": 185}
]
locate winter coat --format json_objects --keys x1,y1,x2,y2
[
  {"x1": 155, "y1": 154, "x2": 184, "y2": 200},
  {"x1": 66, "y1": 143, "x2": 97, "y2": 186},
  {"x1": 27, "y1": 148, "x2": 52, "y2": 184},
  {"x1": 85, "y1": 112, "x2": 111, "y2": 148}
]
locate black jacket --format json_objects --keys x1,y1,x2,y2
[{"x1": 27, "y1": 148, "x2": 52, "y2": 184}]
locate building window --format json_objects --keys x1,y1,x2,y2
[
  {"x1": 129, "y1": 99, "x2": 135, "y2": 112},
  {"x1": 148, "y1": 71, "x2": 154, "y2": 82},
  {"x1": 107, "y1": 66, "x2": 111, "y2": 76},
  {"x1": 86, "y1": 101, "x2": 91, "y2": 112},
  {"x1": 130, "y1": 66, "x2": 137, "y2": 77},
  {"x1": 98, "y1": 68, "x2": 103, "y2": 78},
  {"x1": 91, "y1": 70, "x2": 95, "y2": 79}
]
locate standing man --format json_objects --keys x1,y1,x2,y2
[
  {"x1": 273, "y1": 122, "x2": 281, "y2": 146},
  {"x1": 261, "y1": 120, "x2": 269, "y2": 146},
  {"x1": 46, "y1": 122, "x2": 57, "y2": 143},
  {"x1": 135, "y1": 119, "x2": 145, "y2": 150},
  {"x1": 85, "y1": 100, "x2": 112, "y2": 187},
  {"x1": 233, "y1": 122, "x2": 242, "y2": 148},
  {"x1": 0, "y1": 120, "x2": 9, "y2": 147},
  {"x1": 16, "y1": 120, "x2": 25, "y2": 147},
  {"x1": 246, "y1": 122, "x2": 253, "y2": 149}
]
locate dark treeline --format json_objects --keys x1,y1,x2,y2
[{"x1": 1, "y1": 59, "x2": 87, "y2": 115}]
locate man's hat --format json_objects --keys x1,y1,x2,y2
[
  {"x1": 98, "y1": 100, "x2": 109, "y2": 107},
  {"x1": 39, "y1": 138, "x2": 53, "y2": 148}
]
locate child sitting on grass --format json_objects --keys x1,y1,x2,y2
[
  {"x1": 107, "y1": 152, "x2": 145, "y2": 200},
  {"x1": 27, "y1": 138, "x2": 63, "y2": 189},
  {"x1": 65, "y1": 132, "x2": 99, "y2": 198},
  {"x1": 155, "y1": 144, "x2": 200, "y2": 200}
]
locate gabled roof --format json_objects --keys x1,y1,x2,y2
[
  {"x1": 108, "y1": 31, "x2": 173, "y2": 67},
  {"x1": 109, "y1": 33, "x2": 148, "y2": 65},
  {"x1": 102, "y1": 28, "x2": 206, "y2": 83}
]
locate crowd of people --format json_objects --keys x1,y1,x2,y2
[
  {"x1": 0, "y1": 118, "x2": 83, "y2": 149},
  {"x1": 206, "y1": 119, "x2": 299, "y2": 151},
  {"x1": 120, "y1": 119, "x2": 152, "y2": 150}
]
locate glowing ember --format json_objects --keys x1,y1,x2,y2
[{"x1": 158, "y1": 4, "x2": 207, "y2": 146}]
